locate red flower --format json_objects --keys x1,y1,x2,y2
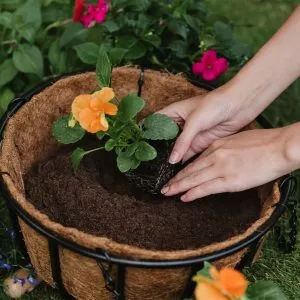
[
  {"x1": 192, "y1": 50, "x2": 229, "y2": 81},
  {"x1": 73, "y1": 0, "x2": 85, "y2": 22}
]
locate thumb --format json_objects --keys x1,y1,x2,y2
[{"x1": 169, "y1": 119, "x2": 199, "y2": 164}]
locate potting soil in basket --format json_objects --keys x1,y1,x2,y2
[
  {"x1": 25, "y1": 141, "x2": 261, "y2": 251},
  {"x1": 0, "y1": 69, "x2": 282, "y2": 300}
]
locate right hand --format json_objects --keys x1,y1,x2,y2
[{"x1": 159, "y1": 83, "x2": 259, "y2": 163}]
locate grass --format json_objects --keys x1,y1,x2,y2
[{"x1": 1, "y1": 0, "x2": 300, "y2": 299}]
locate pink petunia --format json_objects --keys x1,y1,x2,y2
[{"x1": 192, "y1": 50, "x2": 229, "y2": 81}]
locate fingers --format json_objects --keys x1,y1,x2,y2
[
  {"x1": 161, "y1": 165, "x2": 217, "y2": 196},
  {"x1": 181, "y1": 178, "x2": 227, "y2": 202},
  {"x1": 182, "y1": 148, "x2": 197, "y2": 163},
  {"x1": 168, "y1": 121, "x2": 199, "y2": 164},
  {"x1": 181, "y1": 130, "x2": 220, "y2": 163},
  {"x1": 170, "y1": 156, "x2": 213, "y2": 183},
  {"x1": 158, "y1": 103, "x2": 179, "y2": 119}
]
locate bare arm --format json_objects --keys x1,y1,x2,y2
[
  {"x1": 160, "y1": 7, "x2": 300, "y2": 164},
  {"x1": 159, "y1": 7, "x2": 300, "y2": 200},
  {"x1": 229, "y1": 5, "x2": 300, "y2": 122}
]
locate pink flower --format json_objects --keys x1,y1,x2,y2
[
  {"x1": 192, "y1": 50, "x2": 229, "y2": 81},
  {"x1": 75, "y1": 0, "x2": 110, "y2": 28},
  {"x1": 81, "y1": 12, "x2": 95, "y2": 28}
]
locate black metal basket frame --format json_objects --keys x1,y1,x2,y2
[{"x1": 0, "y1": 70, "x2": 296, "y2": 299}]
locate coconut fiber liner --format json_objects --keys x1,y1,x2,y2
[{"x1": 0, "y1": 68, "x2": 281, "y2": 300}]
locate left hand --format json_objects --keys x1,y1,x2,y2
[{"x1": 161, "y1": 127, "x2": 295, "y2": 202}]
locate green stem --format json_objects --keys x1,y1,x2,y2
[
  {"x1": 44, "y1": 18, "x2": 72, "y2": 33},
  {"x1": 1, "y1": 39, "x2": 17, "y2": 45},
  {"x1": 85, "y1": 147, "x2": 104, "y2": 155}
]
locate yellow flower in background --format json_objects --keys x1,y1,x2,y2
[{"x1": 72, "y1": 87, "x2": 117, "y2": 133}]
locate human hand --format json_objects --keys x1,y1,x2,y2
[
  {"x1": 159, "y1": 83, "x2": 259, "y2": 164},
  {"x1": 161, "y1": 127, "x2": 299, "y2": 202}
]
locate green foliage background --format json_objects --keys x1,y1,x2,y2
[
  {"x1": 0, "y1": 0, "x2": 250, "y2": 117},
  {"x1": 1, "y1": 0, "x2": 300, "y2": 299}
]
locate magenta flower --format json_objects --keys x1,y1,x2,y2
[
  {"x1": 81, "y1": 0, "x2": 109, "y2": 28},
  {"x1": 192, "y1": 50, "x2": 229, "y2": 81}
]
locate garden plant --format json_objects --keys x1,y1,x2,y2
[{"x1": 0, "y1": 0, "x2": 299, "y2": 299}]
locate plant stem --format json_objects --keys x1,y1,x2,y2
[
  {"x1": 1, "y1": 40, "x2": 17, "y2": 45},
  {"x1": 85, "y1": 147, "x2": 104, "y2": 155}
]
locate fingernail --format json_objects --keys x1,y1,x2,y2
[
  {"x1": 169, "y1": 151, "x2": 179, "y2": 164},
  {"x1": 161, "y1": 186, "x2": 169, "y2": 194},
  {"x1": 181, "y1": 195, "x2": 188, "y2": 202}
]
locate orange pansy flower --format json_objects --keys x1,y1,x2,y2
[
  {"x1": 72, "y1": 87, "x2": 117, "y2": 133},
  {"x1": 194, "y1": 266, "x2": 248, "y2": 300},
  {"x1": 195, "y1": 282, "x2": 228, "y2": 300},
  {"x1": 210, "y1": 267, "x2": 248, "y2": 297}
]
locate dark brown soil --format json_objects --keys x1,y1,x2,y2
[{"x1": 25, "y1": 145, "x2": 261, "y2": 251}]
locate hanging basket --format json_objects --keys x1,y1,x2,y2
[{"x1": 0, "y1": 67, "x2": 293, "y2": 300}]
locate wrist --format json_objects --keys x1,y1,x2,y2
[
  {"x1": 226, "y1": 73, "x2": 273, "y2": 120},
  {"x1": 214, "y1": 80, "x2": 260, "y2": 124},
  {"x1": 280, "y1": 123, "x2": 300, "y2": 172}
]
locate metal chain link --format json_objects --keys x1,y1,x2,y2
[{"x1": 97, "y1": 252, "x2": 120, "y2": 299}]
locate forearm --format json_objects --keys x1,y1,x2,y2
[{"x1": 227, "y1": 6, "x2": 300, "y2": 120}]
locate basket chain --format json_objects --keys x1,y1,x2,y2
[
  {"x1": 97, "y1": 252, "x2": 120, "y2": 299},
  {"x1": 275, "y1": 177, "x2": 298, "y2": 253}
]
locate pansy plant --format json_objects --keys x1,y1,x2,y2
[
  {"x1": 193, "y1": 262, "x2": 288, "y2": 300},
  {"x1": 52, "y1": 50, "x2": 179, "y2": 173}
]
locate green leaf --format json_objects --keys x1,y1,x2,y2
[
  {"x1": 0, "y1": 59, "x2": 18, "y2": 87},
  {"x1": 71, "y1": 147, "x2": 86, "y2": 173},
  {"x1": 125, "y1": 143, "x2": 138, "y2": 157},
  {"x1": 0, "y1": 88, "x2": 14, "y2": 115},
  {"x1": 142, "y1": 113, "x2": 179, "y2": 140},
  {"x1": 228, "y1": 40, "x2": 251, "y2": 60},
  {"x1": 116, "y1": 35, "x2": 138, "y2": 49},
  {"x1": 193, "y1": 2, "x2": 208, "y2": 14},
  {"x1": 17, "y1": 23, "x2": 37, "y2": 43},
  {"x1": 202, "y1": 34, "x2": 217, "y2": 48},
  {"x1": 74, "y1": 42, "x2": 99, "y2": 65},
  {"x1": 168, "y1": 40, "x2": 188, "y2": 58},
  {"x1": 12, "y1": 44, "x2": 44, "y2": 78},
  {"x1": 117, "y1": 151, "x2": 140, "y2": 173},
  {"x1": 15, "y1": 0, "x2": 41, "y2": 30},
  {"x1": 14, "y1": 0, "x2": 41, "y2": 42},
  {"x1": 131, "y1": 0, "x2": 150, "y2": 11},
  {"x1": 184, "y1": 15, "x2": 203, "y2": 33},
  {"x1": 60, "y1": 23, "x2": 88, "y2": 48},
  {"x1": 0, "y1": 12, "x2": 13, "y2": 28},
  {"x1": 135, "y1": 141, "x2": 157, "y2": 161},
  {"x1": 105, "y1": 139, "x2": 116, "y2": 151},
  {"x1": 214, "y1": 21, "x2": 233, "y2": 42},
  {"x1": 103, "y1": 20, "x2": 120, "y2": 33},
  {"x1": 168, "y1": 19, "x2": 189, "y2": 40},
  {"x1": 195, "y1": 262, "x2": 213, "y2": 278},
  {"x1": 143, "y1": 34, "x2": 161, "y2": 48},
  {"x1": 109, "y1": 48, "x2": 127, "y2": 66},
  {"x1": 52, "y1": 115, "x2": 85, "y2": 144},
  {"x1": 247, "y1": 281, "x2": 288, "y2": 300},
  {"x1": 118, "y1": 93, "x2": 145, "y2": 121},
  {"x1": 125, "y1": 41, "x2": 147, "y2": 60},
  {"x1": 96, "y1": 49, "x2": 112, "y2": 88},
  {"x1": 0, "y1": 0, "x2": 21, "y2": 3},
  {"x1": 96, "y1": 131, "x2": 107, "y2": 140},
  {"x1": 131, "y1": 160, "x2": 141, "y2": 170},
  {"x1": 48, "y1": 40, "x2": 67, "y2": 74}
]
